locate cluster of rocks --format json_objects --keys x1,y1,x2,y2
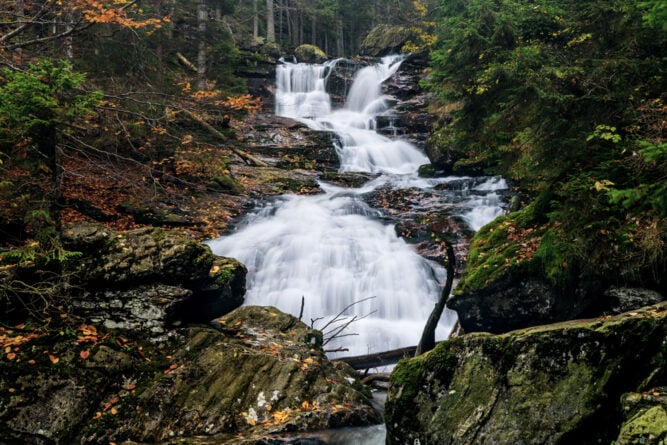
[{"x1": 0, "y1": 223, "x2": 380, "y2": 444}]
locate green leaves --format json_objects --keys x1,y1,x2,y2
[{"x1": 0, "y1": 59, "x2": 101, "y2": 134}]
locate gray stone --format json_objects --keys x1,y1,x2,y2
[
  {"x1": 606, "y1": 286, "x2": 664, "y2": 314},
  {"x1": 386, "y1": 302, "x2": 667, "y2": 445}
]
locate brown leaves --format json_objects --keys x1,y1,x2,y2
[{"x1": 243, "y1": 400, "x2": 355, "y2": 428}]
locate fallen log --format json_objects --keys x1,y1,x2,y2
[
  {"x1": 334, "y1": 320, "x2": 461, "y2": 370},
  {"x1": 334, "y1": 345, "x2": 418, "y2": 370}
]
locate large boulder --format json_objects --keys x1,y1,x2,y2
[
  {"x1": 109, "y1": 306, "x2": 381, "y2": 443},
  {"x1": 446, "y1": 211, "x2": 665, "y2": 334},
  {"x1": 61, "y1": 222, "x2": 246, "y2": 334},
  {"x1": 294, "y1": 44, "x2": 328, "y2": 63},
  {"x1": 242, "y1": 114, "x2": 340, "y2": 172},
  {"x1": 359, "y1": 25, "x2": 414, "y2": 57},
  {"x1": 447, "y1": 273, "x2": 594, "y2": 334},
  {"x1": 1, "y1": 307, "x2": 380, "y2": 444},
  {"x1": 385, "y1": 302, "x2": 667, "y2": 445}
]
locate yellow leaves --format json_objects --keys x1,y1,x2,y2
[
  {"x1": 181, "y1": 134, "x2": 193, "y2": 145},
  {"x1": 593, "y1": 179, "x2": 615, "y2": 192},
  {"x1": 71, "y1": 0, "x2": 169, "y2": 29},
  {"x1": 247, "y1": 400, "x2": 355, "y2": 428},
  {"x1": 218, "y1": 95, "x2": 263, "y2": 114},
  {"x1": 271, "y1": 409, "x2": 291, "y2": 424}
]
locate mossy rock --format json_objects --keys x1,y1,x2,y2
[
  {"x1": 100, "y1": 306, "x2": 380, "y2": 442},
  {"x1": 209, "y1": 174, "x2": 244, "y2": 195},
  {"x1": 359, "y1": 25, "x2": 414, "y2": 57},
  {"x1": 616, "y1": 404, "x2": 667, "y2": 444},
  {"x1": 294, "y1": 44, "x2": 327, "y2": 63},
  {"x1": 417, "y1": 163, "x2": 437, "y2": 178},
  {"x1": 386, "y1": 302, "x2": 667, "y2": 445}
]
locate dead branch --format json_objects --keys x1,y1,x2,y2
[
  {"x1": 415, "y1": 241, "x2": 456, "y2": 356},
  {"x1": 176, "y1": 52, "x2": 198, "y2": 73}
]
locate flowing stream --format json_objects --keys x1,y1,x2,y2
[{"x1": 206, "y1": 56, "x2": 507, "y2": 444}]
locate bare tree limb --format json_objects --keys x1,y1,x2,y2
[{"x1": 415, "y1": 241, "x2": 455, "y2": 356}]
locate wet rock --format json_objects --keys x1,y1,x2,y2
[
  {"x1": 615, "y1": 388, "x2": 667, "y2": 444},
  {"x1": 61, "y1": 222, "x2": 246, "y2": 334},
  {"x1": 326, "y1": 59, "x2": 360, "y2": 106},
  {"x1": 386, "y1": 302, "x2": 667, "y2": 445},
  {"x1": 447, "y1": 273, "x2": 595, "y2": 334},
  {"x1": 243, "y1": 114, "x2": 340, "y2": 172},
  {"x1": 101, "y1": 306, "x2": 380, "y2": 443},
  {"x1": 605, "y1": 286, "x2": 664, "y2": 314},
  {"x1": 319, "y1": 172, "x2": 378, "y2": 188},
  {"x1": 0, "y1": 307, "x2": 379, "y2": 444}
]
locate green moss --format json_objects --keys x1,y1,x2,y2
[
  {"x1": 211, "y1": 175, "x2": 244, "y2": 195},
  {"x1": 616, "y1": 405, "x2": 667, "y2": 444},
  {"x1": 387, "y1": 355, "x2": 427, "y2": 431}
]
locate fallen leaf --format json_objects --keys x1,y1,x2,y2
[
  {"x1": 6, "y1": 352, "x2": 16, "y2": 361},
  {"x1": 92, "y1": 412, "x2": 102, "y2": 420},
  {"x1": 48, "y1": 353, "x2": 59, "y2": 364},
  {"x1": 80, "y1": 350, "x2": 90, "y2": 360}
]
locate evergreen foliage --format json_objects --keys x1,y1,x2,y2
[{"x1": 428, "y1": 0, "x2": 667, "y2": 291}]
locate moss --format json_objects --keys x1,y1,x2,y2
[
  {"x1": 455, "y1": 192, "x2": 584, "y2": 294},
  {"x1": 211, "y1": 175, "x2": 244, "y2": 195},
  {"x1": 616, "y1": 405, "x2": 667, "y2": 444},
  {"x1": 418, "y1": 163, "x2": 437, "y2": 178},
  {"x1": 294, "y1": 44, "x2": 327, "y2": 63},
  {"x1": 387, "y1": 355, "x2": 427, "y2": 432}
]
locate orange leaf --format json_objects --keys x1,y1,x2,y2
[
  {"x1": 80, "y1": 350, "x2": 90, "y2": 360},
  {"x1": 48, "y1": 353, "x2": 59, "y2": 364},
  {"x1": 6, "y1": 352, "x2": 16, "y2": 361}
]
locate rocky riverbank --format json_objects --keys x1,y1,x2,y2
[{"x1": 0, "y1": 223, "x2": 380, "y2": 444}]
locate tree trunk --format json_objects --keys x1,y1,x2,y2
[
  {"x1": 298, "y1": 9, "x2": 303, "y2": 45},
  {"x1": 415, "y1": 242, "x2": 456, "y2": 356},
  {"x1": 311, "y1": 14, "x2": 316, "y2": 46},
  {"x1": 253, "y1": 0, "x2": 259, "y2": 40},
  {"x1": 336, "y1": 20, "x2": 344, "y2": 57},
  {"x1": 197, "y1": 0, "x2": 207, "y2": 90},
  {"x1": 278, "y1": 0, "x2": 283, "y2": 42},
  {"x1": 266, "y1": 0, "x2": 275, "y2": 42}
]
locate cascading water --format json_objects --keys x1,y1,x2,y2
[{"x1": 206, "y1": 56, "x2": 506, "y2": 359}]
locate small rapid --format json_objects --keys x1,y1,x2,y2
[{"x1": 206, "y1": 56, "x2": 506, "y2": 359}]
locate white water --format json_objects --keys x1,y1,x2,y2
[{"x1": 207, "y1": 56, "x2": 506, "y2": 359}]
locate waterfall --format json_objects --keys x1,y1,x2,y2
[{"x1": 206, "y1": 56, "x2": 506, "y2": 358}]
